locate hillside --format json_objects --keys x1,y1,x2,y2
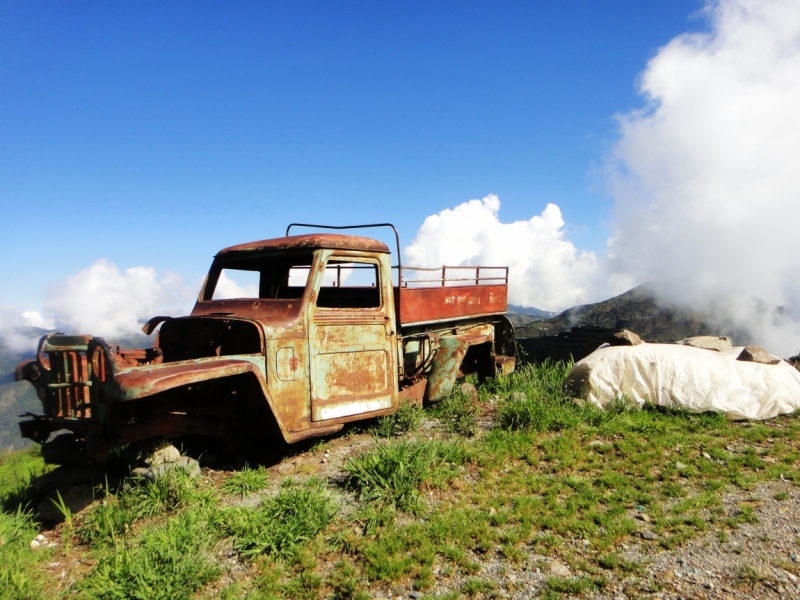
[
  {"x1": 515, "y1": 282, "x2": 775, "y2": 344},
  {"x1": 0, "y1": 342, "x2": 39, "y2": 450}
]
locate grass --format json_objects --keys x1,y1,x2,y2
[
  {"x1": 221, "y1": 463, "x2": 269, "y2": 497},
  {"x1": 3, "y1": 359, "x2": 800, "y2": 597},
  {"x1": 343, "y1": 438, "x2": 467, "y2": 513},
  {"x1": 219, "y1": 478, "x2": 336, "y2": 560}
]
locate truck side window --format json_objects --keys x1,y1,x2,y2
[{"x1": 316, "y1": 260, "x2": 380, "y2": 309}]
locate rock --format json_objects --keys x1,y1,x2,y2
[
  {"x1": 510, "y1": 391, "x2": 527, "y2": 403},
  {"x1": 676, "y1": 336, "x2": 732, "y2": 352},
  {"x1": 144, "y1": 444, "x2": 181, "y2": 467},
  {"x1": 460, "y1": 382, "x2": 479, "y2": 402},
  {"x1": 35, "y1": 484, "x2": 95, "y2": 522},
  {"x1": 549, "y1": 559, "x2": 572, "y2": 577},
  {"x1": 636, "y1": 513, "x2": 652, "y2": 523},
  {"x1": 675, "y1": 462, "x2": 688, "y2": 470},
  {"x1": 610, "y1": 329, "x2": 644, "y2": 346},
  {"x1": 131, "y1": 455, "x2": 200, "y2": 480},
  {"x1": 641, "y1": 530, "x2": 657, "y2": 540},
  {"x1": 737, "y1": 345, "x2": 781, "y2": 365}
]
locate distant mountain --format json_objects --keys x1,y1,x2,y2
[
  {"x1": 0, "y1": 342, "x2": 39, "y2": 451},
  {"x1": 515, "y1": 282, "x2": 781, "y2": 346},
  {"x1": 507, "y1": 305, "x2": 558, "y2": 319}
]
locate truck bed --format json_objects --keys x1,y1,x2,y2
[{"x1": 395, "y1": 265, "x2": 508, "y2": 326}]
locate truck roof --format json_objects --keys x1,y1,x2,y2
[{"x1": 217, "y1": 233, "x2": 391, "y2": 256}]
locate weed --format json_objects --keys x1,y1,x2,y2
[
  {"x1": 375, "y1": 400, "x2": 423, "y2": 437},
  {"x1": 51, "y1": 489, "x2": 75, "y2": 556},
  {"x1": 344, "y1": 439, "x2": 463, "y2": 513},
  {"x1": 222, "y1": 464, "x2": 269, "y2": 497},
  {"x1": 0, "y1": 507, "x2": 49, "y2": 600},
  {"x1": 329, "y1": 560, "x2": 369, "y2": 600},
  {"x1": 221, "y1": 479, "x2": 336, "y2": 560},
  {"x1": 78, "y1": 510, "x2": 220, "y2": 600},
  {"x1": 546, "y1": 575, "x2": 607, "y2": 594},
  {"x1": 434, "y1": 387, "x2": 479, "y2": 436},
  {"x1": 774, "y1": 491, "x2": 790, "y2": 501},
  {"x1": 462, "y1": 577, "x2": 495, "y2": 595},
  {"x1": 736, "y1": 564, "x2": 763, "y2": 584}
]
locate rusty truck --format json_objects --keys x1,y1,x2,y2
[{"x1": 16, "y1": 224, "x2": 516, "y2": 464}]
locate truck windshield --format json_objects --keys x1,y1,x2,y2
[{"x1": 207, "y1": 252, "x2": 314, "y2": 300}]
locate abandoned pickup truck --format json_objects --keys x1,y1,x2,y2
[{"x1": 16, "y1": 224, "x2": 516, "y2": 464}]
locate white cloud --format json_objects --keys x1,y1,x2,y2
[
  {"x1": 42, "y1": 259, "x2": 196, "y2": 339},
  {"x1": 606, "y1": 0, "x2": 800, "y2": 355},
  {"x1": 405, "y1": 194, "x2": 603, "y2": 311}
]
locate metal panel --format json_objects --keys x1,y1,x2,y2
[
  {"x1": 308, "y1": 251, "x2": 397, "y2": 422},
  {"x1": 313, "y1": 350, "x2": 389, "y2": 400},
  {"x1": 398, "y1": 285, "x2": 507, "y2": 325}
]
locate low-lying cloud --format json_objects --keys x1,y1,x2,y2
[{"x1": 606, "y1": 0, "x2": 800, "y2": 355}]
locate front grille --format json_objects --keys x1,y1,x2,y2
[{"x1": 43, "y1": 336, "x2": 93, "y2": 419}]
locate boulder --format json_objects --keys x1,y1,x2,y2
[
  {"x1": 737, "y1": 345, "x2": 781, "y2": 365},
  {"x1": 676, "y1": 336, "x2": 732, "y2": 352},
  {"x1": 609, "y1": 329, "x2": 644, "y2": 346},
  {"x1": 131, "y1": 446, "x2": 201, "y2": 481}
]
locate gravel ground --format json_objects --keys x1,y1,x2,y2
[
  {"x1": 359, "y1": 479, "x2": 800, "y2": 600},
  {"x1": 229, "y1": 419, "x2": 800, "y2": 600}
]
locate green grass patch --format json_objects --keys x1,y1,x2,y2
[
  {"x1": 219, "y1": 478, "x2": 336, "y2": 560},
  {"x1": 344, "y1": 439, "x2": 467, "y2": 513},
  {"x1": 221, "y1": 463, "x2": 269, "y2": 497}
]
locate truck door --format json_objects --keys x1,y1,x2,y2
[{"x1": 307, "y1": 251, "x2": 397, "y2": 422}]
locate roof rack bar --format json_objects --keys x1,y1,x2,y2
[{"x1": 285, "y1": 223, "x2": 402, "y2": 268}]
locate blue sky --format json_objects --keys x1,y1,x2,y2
[{"x1": 0, "y1": 1, "x2": 705, "y2": 310}]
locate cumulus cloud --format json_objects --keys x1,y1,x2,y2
[
  {"x1": 404, "y1": 194, "x2": 602, "y2": 311},
  {"x1": 606, "y1": 0, "x2": 800, "y2": 355},
  {"x1": 40, "y1": 259, "x2": 196, "y2": 339}
]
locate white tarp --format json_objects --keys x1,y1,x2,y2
[{"x1": 566, "y1": 344, "x2": 800, "y2": 420}]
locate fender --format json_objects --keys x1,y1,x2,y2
[{"x1": 425, "y1": 325, "x2": 494, "y2": 401}]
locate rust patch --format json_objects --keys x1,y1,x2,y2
[{"x1": 398, "y1": 285, "x2": 508, "y2": 325}]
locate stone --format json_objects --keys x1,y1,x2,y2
[
  {"x1": 676, "y1": 336, "x2": 732, "y2": 352},
  {"x1": 460, "y1": 382, "x2": 479, "y2": 402},
  {"x1": 549, "y1": 559, "x2": 571, "y2": 577},
  {"x1": 675, "y1": 462, "x2": 688, "y2": 470},
  {"x1": 641, "y1": 530, "x2": 657, "y2": 540},
  {"x1": 35, "y1": 484, "x2": 95, "y2": 522},
  {"x1": 510, "y1": 391, "x2": 527, "y2": 403},
  {"x1": 131, "y1": 455, "x2": 200, "y2": 480},
  {"x1": 636, "y1": 513, "x2": 652, "y2": 523},
  {"x1": 610, "y1": 329, "x2": 644, "y2": 346},
  {"x1": 737, "y1": 345, "x2": 781, "y2": 365},
  {"x1": 144, "y1": 444, "x2": 181, "y2": 467}
]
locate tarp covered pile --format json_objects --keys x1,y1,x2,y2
[{"x1": 565, "y1": 344, "x2": 800, "y2": 420}]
